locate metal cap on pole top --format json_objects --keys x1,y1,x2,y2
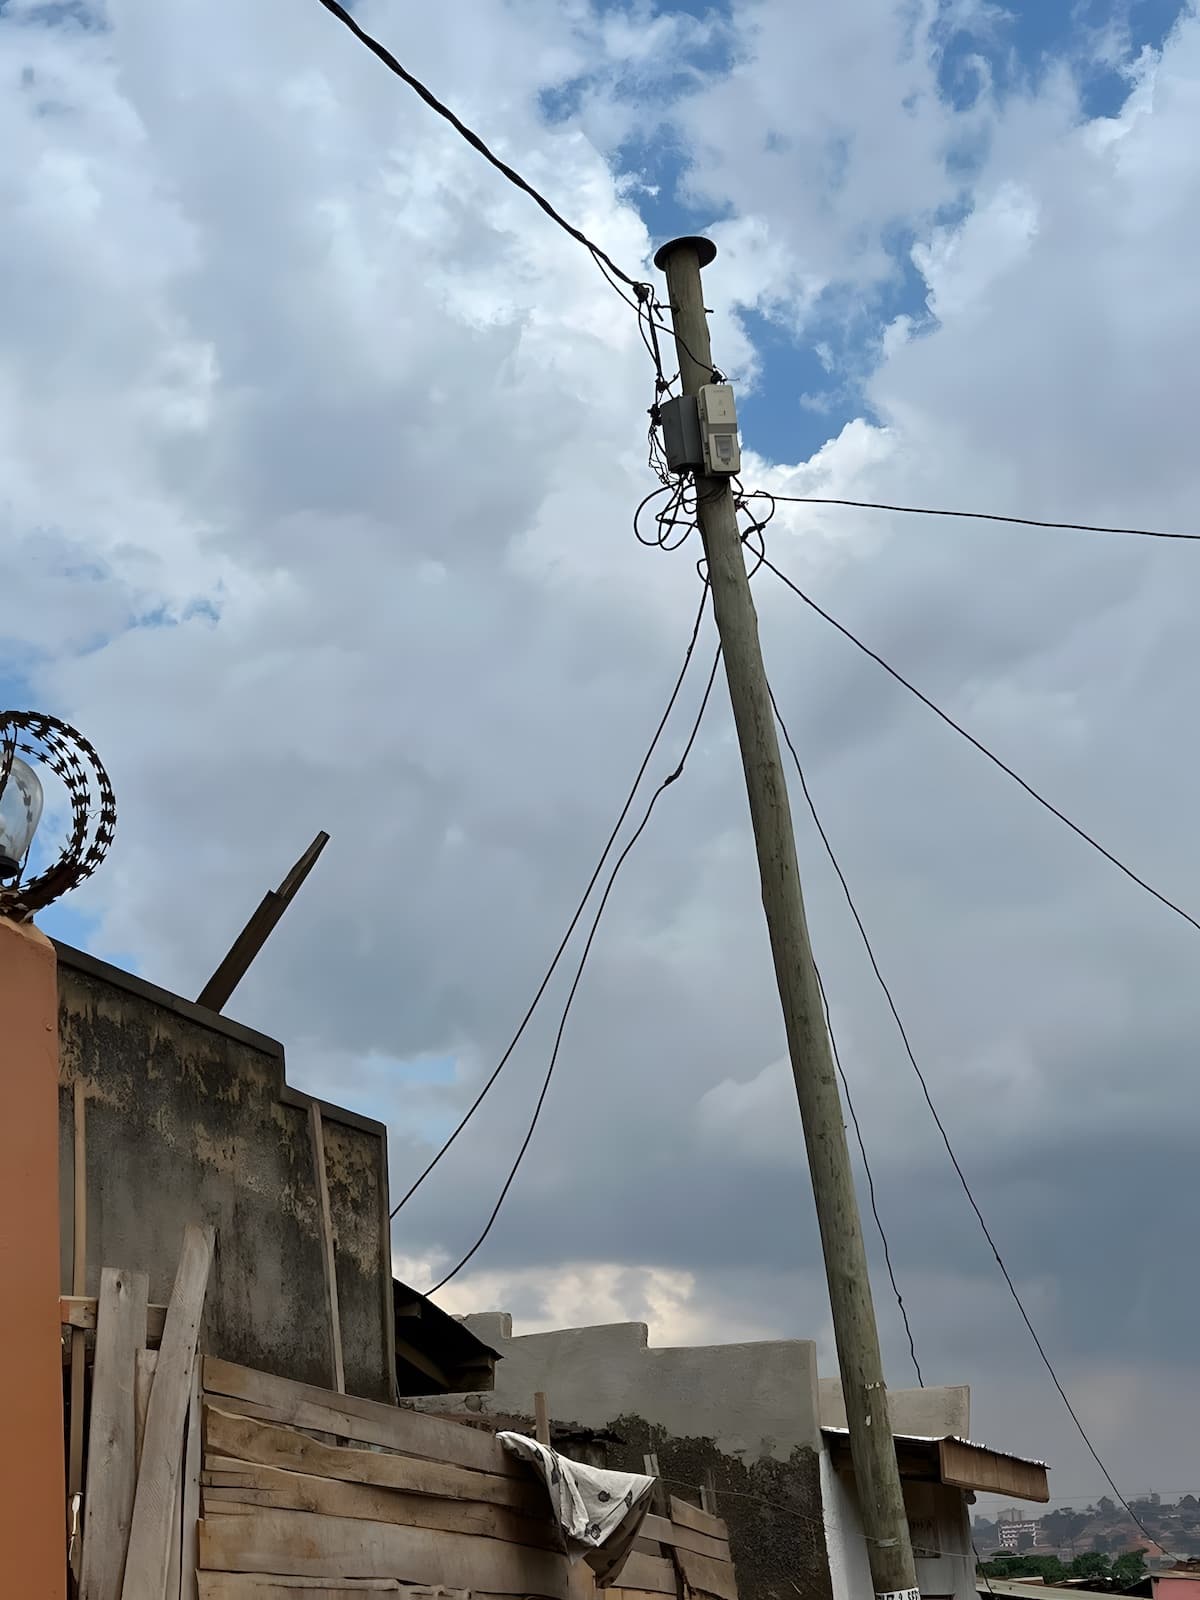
[{"x1": 653, "y1": 235, "x2": 717, "y2": 271}]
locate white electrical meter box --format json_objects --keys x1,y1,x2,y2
[{"x1": 698, "y1": 383, "x2": 741, "y2": 475}]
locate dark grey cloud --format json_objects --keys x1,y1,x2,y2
[{"x1": 4, "y1": 0, "x2": 1200, "y2": 1503}]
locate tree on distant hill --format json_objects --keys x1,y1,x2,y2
[{"x1": 1111, "y1": 1549, "x2": 1148, "y2": 1587}]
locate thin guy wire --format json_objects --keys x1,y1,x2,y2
[
  {"x1": 760, "y1": 555, "x2": 1200, "y2": 938},
  {"x1": 762, "y1": 629, "x2": 1156, "y2": 1547},
  {"x1": 390, "y1": 583, "x2": 711, "y2": 1219},
  {"x1": 426, "y1": 642, "x2": 723, "y2": 1294},
  {"x1": 754, "y1": 490, "x2": 1200, "y2": 541}
]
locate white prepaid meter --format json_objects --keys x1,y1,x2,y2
[{"x1": 698, "y1": 384, "x2": 741, "y2": 475}]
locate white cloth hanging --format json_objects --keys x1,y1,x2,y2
[{"x1": 497, "y1": 1431, "x2": 656, "y2": 1582}]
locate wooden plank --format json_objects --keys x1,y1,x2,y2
[
  {"x1": 203, "y1": 1406, "x2": 541, "y2": 1513},
  {"x1": 534, "y1": 1392, "x2": 551, "y2": 1449},
  {"x1": 198, "y1": 1508, "x2": 571, "y2": 1596},
  {"x1": 202, "y1": 1360, "x2": 520, "y2": 1477},
  {"x1": 62, "y1": 1297, "x2": 168, "y2": 1342},
  {"x1": 667, "y1": 1498, "x2": 728, "y2": 1543},
  {"x1": 182, "y1": 1357, "x2": 204, "y2": 1600},
  {"x1": 936, "y1": 1437, "x2": 1049, "y2": 1503},
  {"x1": 208, "y1": 1395, "x2": 338, "y2": 1443},
  {"x1": 195, "y1": 1462, "x2": 557, "y2": 1546},
  {"x1": 309, "y1": 1103, "x2": 345, "y2": 1395},
  {"x1": 199, "y1": 1580, "x2": 404, "y2": 1597},
  {"x1": 135, "y1": 1351, "x2": 158, "y2": 1473},
  {"x1": 80, "y1": 1267, "x2": 149, "y2": 1600},
  {"x1": 123, "y1": 1224, "x2": 215, "y2": 1600},
  {"x1": 673, "y1": 1548, "x2": 738, "y2": 1600},
  {"x1": 392, "y1": 1335, "x2": 452, "y2": 1393},
  {"x1": 199, "y1": 1577, "x2": 477, "y2": 1595},
  {"x1": 609, "y1": 1555, "x2": 676, "y2": 1596},
  {"x1": 641, "y1": 1514, "x2": 730, "y2": 1564},
  {"x1": 68, "y1": 1080, "x2": 89, "y2": 1544}
]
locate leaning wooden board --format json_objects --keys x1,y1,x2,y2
[
  {"x1": 202, "y1": 1361, "x2": 521, "y2": 1478},
  {"x1": 673, "y1": 1547, "x2": 739, "y2": 1600},
  {"x1": 199, "y1": 1508, "x2": 570, "y2": 1597}
]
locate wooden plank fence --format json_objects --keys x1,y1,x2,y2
[{"x1": 63, "y1": 1237, "x2": 741, "y2": 1600}]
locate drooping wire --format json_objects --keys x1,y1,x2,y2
[
  {"x1": 759, "y1": 551, "x2": 1200, "y2": 939},
  {"x1": 814, "y1": 959, "x2": 924, "y2": 1388},
  {"x1": 745, "y1": 488, "x2": 1200, "y2": 542},
  {"x1": 426, "y1": 641, "x2": 724, "y2": 1294},
  {"x1": 766, "y1": 670, "x2": 1157, "y2": 1547},
  {"x1": 390, "y1": 583, "x2": 713, "y2": 1220}
]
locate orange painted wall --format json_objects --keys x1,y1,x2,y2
[{"x1": 0, "y1": 917, "x2": 66, "y2": 1599}]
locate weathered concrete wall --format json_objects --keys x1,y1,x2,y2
[
  {"x1": 418, "y1": 1314, "x2": 830, "y2": 1600},
  {"x1": 819, "y1": 1375, "x2": 971, "y2": 1437},
  {"x1": 450, "y1": 1313, "x2": 822, "y2": 1459},
  {"x1": 56, "y1": 943, "x2": 396, "y2": 1402}
]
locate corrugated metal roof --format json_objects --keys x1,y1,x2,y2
[{"x1": 821, "y1": 1425, "x2": 1047, "y2": 1469}]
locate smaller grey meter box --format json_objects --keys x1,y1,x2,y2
[
  {"x1": 698, "y1": 383, "x2": 741, "y2": 475},
  {"x1": 659, "y1": 395, "x2": 704, "y2": 473}
]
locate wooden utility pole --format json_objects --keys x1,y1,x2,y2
[{"x1": 654, "y1": 235, "x2": 918, "y2": 1600}]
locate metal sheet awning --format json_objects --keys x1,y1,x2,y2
[{"x1": 822, "y1": 1426, "x2": 1049, "y2": 1503}]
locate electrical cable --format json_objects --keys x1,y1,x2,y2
[
  {"x1": 814, "y1": 955, "x2": 923, "y2": 1388},
  {"x1": 312, "y1": 0, "x2": 721, "y2": 393},
  {"x1": 425, "y1": 640, "x2": 723, "y2": 1294},
  {"x1": 767, "y1": 672, "x2": 1157, "y2": 1548},
  {"x1": 760, "y1": 553, "x2": 1200, "y2": 939},
  {"x1": 748, "y1": 490, "x2": 1200, "y2": 542},
  {"x1": 313, "y1": 0, "x2": 639, "y2": 291},
  {"x1": 390, "y1": 583, "x2": 712, "y2": 1220}
]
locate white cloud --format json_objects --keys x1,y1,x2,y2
[{"x1": 6, "y1": 0, "x2": 1200, "y2": 1496}]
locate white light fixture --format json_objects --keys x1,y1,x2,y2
[{"x1": 0, "y1": 754, "x2": 44, "y2": 880}]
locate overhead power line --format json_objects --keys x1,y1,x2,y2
[
  {"x1": 769, "y1": 682, "x2": 1157, "y2": 1549},
  {"x1": 389, "y1": 584, "x2": 713, "y2": 1221},
  {"x1": 310, "y1": 0, "x2": 720, "y2": 393},
  {"x1": 427, "y1": 640, "x2": 723, "y2": 1295},
  {"x1": 748, "y1": 490, "x2": 1200, "y2": 542},
  {"x1": 312, "y1": 0, "x2": 640, "y2": 290},
  {"x1": 813, "y1": 958, "x2": 924, "y2": 1388},
  {"x1": 760, "y1": 554, "x2": 1200, "y2": 938}
]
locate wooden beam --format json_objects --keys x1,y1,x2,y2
[
  {"x1": 197, "y1": 832, "x2": 329, "y2": 1013},
  {"x1": 201, "y1": 1360, "x2": 522, "y2": 1478},
  {"x1": 668, "y1": 1497, "x2": 728, "y2": 1542},
  {"x1": 67, "y1": 1079, "x2": 87, "y2": 1577},
  {"x1": 393, "y1": 1335, "x2": 452, "y2": 1393},
  {"x1": 937, "y1": 1437, "x2": 1049, "y2": 1503},
  {"x1": 673, "y1": 1548, "x2": 739, "y2": 1600},
  {"x1": 181, "y1": 1358, "x2": 204, "y2": 1600},
  {"x1": 198, "y1": 1508, "x2": 571, "y2": 1596},
  {"x1": 641, "y1": 1513, "x2": 731, "y2": 1564},
  {"x1": 123, "y1": 1225, "x2": 214, "y2": 1600},
  {"x1": 309, "y1": 1103, "x2": 345, "y2": 1394},
  {"x1": 534, "y1": 1392, "x2": 551, "y2": 1449},
  {"x1": 196, "y1": 1462, "x2": 556, "y2": 1548},
  {"x1": 61, "y1": 1296, "x2": 168, "y2": 1342},
  {"x1": 202, "y1": 1406, "x2": 544, "y2": 1515},
  {"x1": 79, "y1": 1267, "x2": 149, "y2": 1600}
]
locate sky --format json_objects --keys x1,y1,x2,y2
[{"x1": 4, "y1": 0, "x2": 1200, "y2": 1508}]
